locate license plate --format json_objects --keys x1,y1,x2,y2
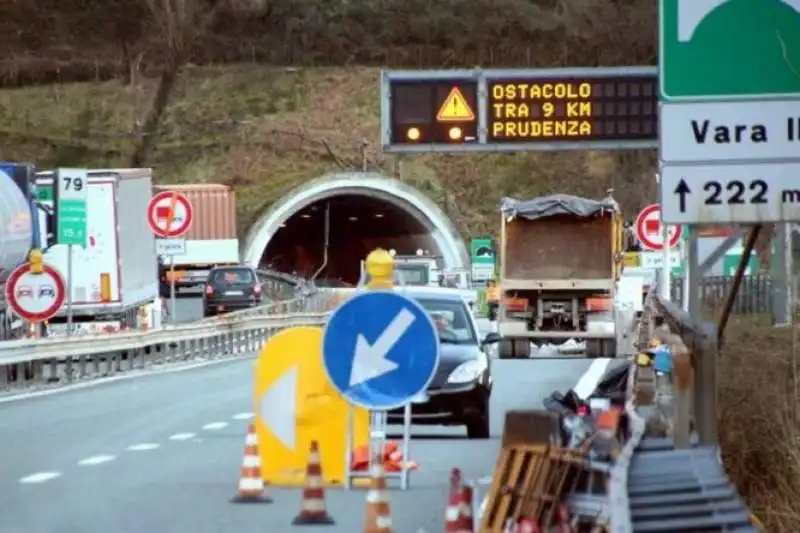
[
  {"x1": 225, "y1": 290, "x2": 244, "y2": 296},
  {"x1": 411, "y1": 392, "x2": 428, "y2": 404}
]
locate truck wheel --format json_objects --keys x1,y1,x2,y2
[
  {"x1": 514, "y1": 339, "x2": 531, "y2": 358},
  {"x1": 498, "y1": 339, "x2": 515, "y2": 359}
]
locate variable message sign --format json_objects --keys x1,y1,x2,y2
[{"x1": 381, "y1": 67, "x2": 658, "y2": 153}]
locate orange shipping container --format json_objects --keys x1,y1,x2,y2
[{"x1": 152, "y1": 184, "x2": 237, "y2": 240}]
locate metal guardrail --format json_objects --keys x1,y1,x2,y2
[
  {"x1": 0, "y1": 292, "x2": 340, "y2": 389},
  {"x1": 607, "y1": 286, "x2": 758, "y2": 532}
]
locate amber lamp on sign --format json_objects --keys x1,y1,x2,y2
[
  {"x1": 406, "y1": 127, "x2": 421, "y2": 141},
  {"x1": 448, "y1": 126, "x2": 462, "y2": 141},
  {"x1": 100, "y1": 273, "x2": 111, "y2": 302}
]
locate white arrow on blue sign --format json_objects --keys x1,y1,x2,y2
[{"x1": 322, "y1": 290, "x2": 440, "y2": 410}]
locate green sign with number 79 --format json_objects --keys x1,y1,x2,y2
[{"x1": 55, "y1": 168, "x2": 89, "y2": 248}]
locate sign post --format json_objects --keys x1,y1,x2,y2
[
  {"x1": 147, "y1": 191, "x2": 194, "y2": 326},
  {"x1": 54, "y1": 168, "x2": 89, "y2": 337},
  {"x1": 659, "y1": 0, "x2": 800, "y2": 323},
  {"x1": 322, "y1": 249, "x2": 440, "y2": 490},
  {"x1": 4, "y1": 251, "x2": 67, "y2": 334}
]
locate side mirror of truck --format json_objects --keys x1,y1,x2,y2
[{"x1": 482, "y1": 332, "x2": 502, "y2": 345}]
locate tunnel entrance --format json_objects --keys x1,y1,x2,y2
[{"x1": 243, "y1": 173, "x2": 469, "y2": 286}]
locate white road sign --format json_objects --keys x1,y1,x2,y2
[
  {"x1": 660, "y1": 162, "x2": 800, "y2": 224},
  {"x1": 660, "y1": 100, "x2": 800, "y2": 163},
  {"x1": 155, "y1": 239, "x2": 187, "y2": 256}
]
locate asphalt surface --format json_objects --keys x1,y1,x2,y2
[{"x1": 0, "y1": 338, "x2": 619, "y2": 533}]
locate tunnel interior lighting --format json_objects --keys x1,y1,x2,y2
[
  {"x1": 416, "y1": 249, "x2": 424, "y2": 256},
  {"x1": 300, "y1": 214, "x2": 311, "y2": 219},
  {"x1": 406, "y1": 127, "x2": 421, "y2": 141},
  {"x1": 348, "y1": 216, "x2": 358, "y2": 221},
  {"x1": 389, "y1": 249, "x2": 397, "y2": 257},
  {"x1": 374, "y1": 213, "x2": 384, "y2": 218},
  {"x1": 448, "y1": 126, "x2": 462, "y2": 141}
]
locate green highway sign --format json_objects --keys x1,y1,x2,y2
[
  {"x1": 659, "y1": 0, "x2": 800, "y2": 100},
  {"x1": 55, "y1": 168, "x2": 88, "y2": 247},
  {"x1": 470, "y1": 237, "x2": 495, "y2": 264},
  {"x1": 470, "y1": 237, "x2": 496, "y2": 281}
]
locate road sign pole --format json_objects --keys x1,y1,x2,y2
[
  {"x1": 169, "y1": 256, "x2": 177, "y2": 326},
  {"x1": 66, "y1": 244, "x2": 74, "y2": 337},
  {"x1": 661, "y1": 223, "x2": 671, "y2": 301}
]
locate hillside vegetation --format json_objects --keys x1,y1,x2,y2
[{"x1": 0, "y1": 3, "x2": 794, "y2": 529}]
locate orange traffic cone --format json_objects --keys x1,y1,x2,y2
[
  {"x1": 457, "y1": 484, "x2": 474, "y2": 532},
  {"x1": 292, "y1": 440, "x2": 335, "y2": 526},
  {"x1": 231, "y1": 423, "x2": 272, "y2": 503},
  {"x1": 445, "y1": 468, "x2": 463, "y2": 531},
  {"x1": 362, "y1": 461, "x2": 393, "y2": 533}
]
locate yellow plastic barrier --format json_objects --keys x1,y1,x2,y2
[{"x1": 254, "y1": 326, "x2": 369, "y2": 487}]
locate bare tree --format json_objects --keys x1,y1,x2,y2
[{"x1": 129, "y1": 0, "x2": 224, "y2": 166}]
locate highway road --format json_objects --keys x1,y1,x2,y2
[{"x1": 0, "y1": 345, "x2": 618, "y2": 532}]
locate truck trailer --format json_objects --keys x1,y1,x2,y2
[
  {"x1": 35, "y1": 169, "x2": 159, "y2": 332},
  {"x1": 0, "y1": 165, "x2": 39, "y2": 339},
  {"x1": 497, "y1": 193, "x2": 623, "y2": 358},
  {"x1": 153, "y1": 184, "x2": 239, "y2": 296}
]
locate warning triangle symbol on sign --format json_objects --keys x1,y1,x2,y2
[{"x1": 436, "y1": 87, "x2": 475, "y2": 122}]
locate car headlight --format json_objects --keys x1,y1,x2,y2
[{"x1": 447, "y1": 359, "x2": 487, "y2": 384}]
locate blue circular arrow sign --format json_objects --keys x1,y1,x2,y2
[{"x1": 322, "y1": 290, "x2": 440, "y2": 410}]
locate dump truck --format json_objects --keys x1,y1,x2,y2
[
  {"x1": 153, "y1": 184, "x2": 239, "y2": 296},
  {"x1": 497, "y1": 193, "x2": 623, "y2": 358}
]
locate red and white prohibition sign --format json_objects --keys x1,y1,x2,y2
[
  {"x1": 634, "y1": 204, "x2": 682, "y2": 252},
  {"x1": 147, "y1": 191, "x2": 194, "y2": 238},
  {"x1": 4, "y1": 263, "x2": 67, "y2": 323}
]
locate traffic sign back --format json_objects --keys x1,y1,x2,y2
[
  {"x1": 659, "y1": 0, "x2": 800, "y2": 100},
  {"x1": 634, "y1": 204, "x2": 681, "y2": 251},
  {"x1": 437, "y1": 87, "x2": 475, "y2": 122},
  {"x1": 322, "y1": 291, "x2": 440, "y2": 410},
  {"x1": 147, "y1": 191, "x2": 194, "y2": 238}
]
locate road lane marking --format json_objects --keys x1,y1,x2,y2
[
  {"x1": 573, "y1": 358, "x2": 612, "y2": 400},
  {"x1": 232, "y1": 412, "x2": 253, "y2": 420},
  {"x1": 202, "y1": 422, "x2": 228, "y2": 430},
  {"x1": 0, "y1": 356, "x2": 257, "y2": 405},
  {"x1": 78, "y1": 455, "x2": 115, "y2": 466},
  {"x1": 19, "y1": 472, "x2": 62, "y2": 484},
  {"x1": 169, "y1": 432, "x2": 196, "y2": 441},
  {"x1": 127, "y1": 443, "x2": 160, "y2": 451}
]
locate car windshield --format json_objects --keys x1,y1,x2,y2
[
  {"x1": 210, "y1": 268, "x2": 254, "y2": 284},
  {"x1": 415, "y1": 297, "x2": 477, "y2": 344}
]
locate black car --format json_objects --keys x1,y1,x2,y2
[
  {"x1": 387, "y1": 288, "x2": 501, "y2": 439},
  {"x1": 203, "y1": 265, "x2": 263, "y2": 317}
]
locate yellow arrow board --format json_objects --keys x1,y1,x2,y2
[{"x1": 254, "y1": 326, "x2": 369, "y2": 487}]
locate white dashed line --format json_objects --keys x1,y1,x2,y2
[
  {"x1": 202, "y1": 422, "x2": 228, "y2": 430},
  {"x1": 127, "y1": 443, "x2": 160, "y2": 451},
  {"x1": 169, "y1": 432, "x2": 196, "y2": 441},
  {"x1": 232, "y1": 412, "x2": 253, "y2": 420},
  {"x1": 78, "y1": 455, "x2": 115, "y2": 466},
  {"x1": 19, "y1": 472, "x2": 62, "y2": 484}
]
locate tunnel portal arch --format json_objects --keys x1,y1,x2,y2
[{"x1": 242, "y1": 172, "x2": 470, "y2": 274}]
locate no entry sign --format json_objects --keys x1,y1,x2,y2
[
  {"x1": 4, "y1": 263, "x2": 67, "y2": 322},
  {"x1": 147, "y1": 191, "x2": 194, "y2": 238},
  {"x1": 635, "y1": 204, "x2": 682, "y2": 251}
]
